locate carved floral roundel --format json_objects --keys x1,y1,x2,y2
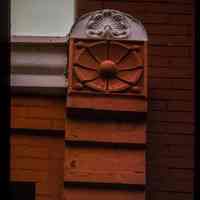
[{"x1": 73, "y1": 40, "x2": 144, "y2": 93}]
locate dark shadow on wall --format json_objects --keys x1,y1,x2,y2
[{"x1": 11, "y1": 182, "x2": 35, "y2": 200}]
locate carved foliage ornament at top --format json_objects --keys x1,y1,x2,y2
[
  {"x1": 69, "y1": 9, "x2": 148, "y2": 41},
  {"x1": 86, "y1": 9, "x2": 130, "y2": 39}
]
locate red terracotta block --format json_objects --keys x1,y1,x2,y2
[
  {"x1": 64, "y1": 146, "x2": 145, "y2": 185},
  {"x1": 64, "y1": 188, "x2": 145, "y2": 200}
]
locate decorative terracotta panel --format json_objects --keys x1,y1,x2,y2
[
  {"x1": 64, "y1": 146, "x2": 145, "y2": 185},
  {"x1": 67, "y1": 9, "x2": 148, "y2": 112},
  {"x1": 70, "y1": 40, "x2": 145, "y2": 94},
  {"x1": 64, "y1": 188, "x2": 145, "y2": 200},
  {"x1": 65, "y1": 9, "x2": 148, "y2": 200}
]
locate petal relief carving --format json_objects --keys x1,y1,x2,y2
[
  {"x1": 108, "y1": 78, "x2": 131, "y2": 92},
  {"x1": 73, "y1": 40, "x2": 144, "y2": 93},
  {"x1": 85, "y1": 78, "x2": 107, "y2": 92},
  {"x1": 117, "y1": 69, "x2": 143, "y2": 86},
  {"x1": 74, "y1": 66, "x2": 98, "y2": 82},
  {"x1": 76, "y1": 50, "x2": 98, "y2": 70}
]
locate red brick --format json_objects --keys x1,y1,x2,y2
[
  {"x1": 150, "y1": 89, "x2": 192, "y2": 100},
  {"x1": 149, "y1": 68, "x2": 192, "y2": 78},
  {"x1": 149, "y1": 78, "x2": 193, "y2": 90},
  {"x1": 167, "y1": 100, "x2": 193, "y2": 111}
]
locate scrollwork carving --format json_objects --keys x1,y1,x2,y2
[
  {"x1": 86, "y1": 9, "x2": 131, "y2": 39},
  {"x1": 69, "y1": 9, "x2": 148, "y2": 41}
]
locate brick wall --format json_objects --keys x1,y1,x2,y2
[
  {"x1": 10, "y1": 1, "x2": 194, "y2": 199},
  {"x1": 76, "y1": 0, "x2": 194, "y2": 199},
  {"x1": 11, "y1": 96, "x2": 65, "y2": 130},
  {"x1": 10, "y1": 96, "x2": 65, "y2": 200}
]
